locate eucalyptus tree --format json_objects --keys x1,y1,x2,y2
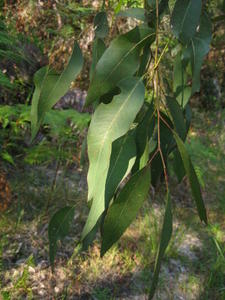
[{"x1": 31, "y1": 0, "x2": 212, "y2": 297}]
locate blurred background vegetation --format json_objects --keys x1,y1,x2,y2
[{"x1": 0, "y1": 1, "x2": 224, "y2": 299}]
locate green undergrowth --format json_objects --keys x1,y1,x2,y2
[{"x1": 0, "y1": 109, "x2": 224, "y2": 299}]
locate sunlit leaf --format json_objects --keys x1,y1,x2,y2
[
  {"x1": 117, "y1": 8, "x2": 147, "y2": 21},
  {"x1": 31, "y1": 42, "x2": 83, "y2": 138},
  {"x1": 82, "y1": 77, "x2": 145, "y2": 240},
  {"x1": 85, "y1": 25, "x2": 154, "y2": 105}
]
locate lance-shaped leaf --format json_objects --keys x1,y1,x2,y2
[
  {"x1": 82, "y1": 131, "x2": 136, "y2": 250},
  {"x1": 173, "y1": 133, "x2": 207, "y2": 223},
  {"x1": 85, "y1": 25, "x2": 154, "y2": 105},
  {"x1": 166, "y1": 97, "x2": 186, "y2": 140},
  {"x1": 48, "y1": 206, "x2": 75, "y2": 269},
  {"x1": 90, "y1": 38, "x2": 106, "y2": 82},
  {"x1": 31, "y1": 42, "x2": 83, "y2": 138},
  {"x1": 137, "y1": 43, "x2": 151, "y2": 77},
  {"x1": 133, "y1": 103, "x2": 155, "y2": 172},
  {"x1": 149, "y1": 192, "x2": 172, "y2": 299},
  {"x1": 183, "y1": 13, "x2": 212, "y2": 94},
  {"x1": 173, "y1": 149, "x2": 185, "y2": 183},
  {"x1": 173, "y1": 52, "x2": 191, "y2": 107},
  {"x1": 117, "y1": 8, "x2": 147, "y2": 21},
  {"x1": 101, "y1": 165, "x2": 150, "y2": 256},
  {"x1": 94, "y1": 12, "x2": 109, "y2": 39},
  {"x1": 171, "y1": 0, "x2": 202, "y2": 44},
  {"x1": 82, "y1": 77, "x2": 145, "y2": 240},
  {"x1": 105, "y1": 131, "x2": 136, "y2": 208}
]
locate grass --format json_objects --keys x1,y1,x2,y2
[{"x1": 0, "y1": 108, "x2": 225, "y2": 299}]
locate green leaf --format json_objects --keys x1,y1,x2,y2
[
  {"x1": 173, "y1": 52, "x2": 191, "y2": 107},
  {"x1": 133, "y1": 103, "x2": 155, "y2": 172},
  {"x1": 137, "y1": 43, "x2": 151, "y2": 77},
  {"x1": 85, "y1": 25, "x2": 155, "y2": 105},
  {"x1": 44, "y1": 109, "x2": 90, "y2": 135},
  {"x1": 105, "y1": 130, "x2": 137, "y2": 208},
  {"x1": 173, "y1": 133, "x2": 207, "y2": 223},
  {"x1": 94, "y1": 12, "x2": 109, "y2": 39},
  {"x1": 173, "y1": 149, "x2": 185, "y2": 183},
  {"x1": 101, "y1": 165, "x2": 150, "y2": 256},
  {"x1": 31, "y1": 42, "x2": 83, "y2": 138},
  {"x1": 171, "y1": 0, "x2": 202, "y2": 44},
  {"x1": 1, "y1": 151, "x2": 15, "y2": 165},
  {"x1": 183, "y1": 13, "x2": 212, "y2": 94},
  {"x1": 90, "y1": 38, "x2": 106, "y2": 82},
  {"x1": 166, "y1": 97, "x2": 186, "y2": 140},
  {"x1": 82, "y1": 77, "x2": 145, "y2": 240},
  {"x1": 48, "y1": 206, "x2": 75, "y2": 269},
  {"x1": 82, "y1": 131, "x2": 136, "y2": 251},
  {"x1": 117, "y1": 8, "x2": 147, "y2": 21},
  {"x1": 149, "y1": 192, "x2": 172, "y2": 299}
]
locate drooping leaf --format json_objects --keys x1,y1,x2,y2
[
  {"x1": 90, "y1": 38, "x2": 106, "y2": 81},
  {"x1": 171, "y1": 0, "x2": 202, "y2": 44},
  {"x1": 105, "y1": 130, "x2": 137, "y2": 208},
  {"x1": 146, "y1": 0, "x2": 169, "y2": 28},
  {"x1": 172, "y1": 149, "x2": 185, "y2": 183},
  {"x1": 101, "y1": 165, "x2": 151, "y2": 256},
  {"x1": 48, "y1": 206, "x2": 75, "y2": 269},
  {"x1": 82, "y1": 131, "x2": 137, "y2": 250},
  {"x1": 150, "y1": 116, "x2": 174, "y2": 187},
  {"x1": 85, "y1": 25, "x2": 155, "y2": 105},
  {"x1": 173, "y1": 133, "x2": 207, "y2": 223},
  {"x1": 117, "y1": 8, "x2": 147, "y2": 21},
  {"x1": 166, "y1": 96, "x2": 186, "y2": 140},
  {"x1": 183, "y1": 13, "x2": 212, "y2": 94},
  {"x1": 137, "y1": 43, "x2": 151, "y2": 77},
  {"x1": 173, "y1": 52, "x2": 191, "y2": 107},
  {"x1": 82, "y1": 77, "x2": 145, "y2": 240},
  {"x1": 133, "y1": 102, "x2": 155, "y2": 172},
  {"x1": 149, "y1": 192, "x2": 172, "y2": 299},
  {"x1": 94, "y1": 12, "x2": 109, "y2": 39},
  {"x1": 31, "y1": 42, "x2": 83, "y2": 138}
]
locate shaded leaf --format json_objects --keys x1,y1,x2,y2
[
  {"x1": 94, "y1": 12, "x2": 109, "y2": 39},
  {"x1": 149, "y1": 192, "x2": 172, "y2": 299},
  {"x1": 105, "y1": 130, "x2": 137, "y2": 208},
  {"x1": 173, "y1": 52, "x2": 191, "y2": 107},
  {"x1": 171, "y1": 0, "x2": 202, "y2": 44},
  {"x1": 101, "y1": 165, "x2": 150, "y2": 256},
  {"x1": 85, "y1": 25, "x2": 155, "y2": 105},
  {"x1": 174, "y1": 133, "x2": 207, "y2": 223},
  {"x1": 90, "y1": 38, "x2": 106, "y2": 82},
  {"x1": 82, "y1": 77, "x2": 145, "y2": 240},
  {"x1": 48, "y1": 207, "x2": 75, "y2": 269},
  {"x1": 173, "y1": 149, "x2": 185, "y2": 183},
  {"x1": 166, "y1": 96, "x2": 186, "y2": 140},
  {"x1": 137, "y1": 43, "x2": 151, "y2": 77},
  {"x1": 133, "y1": 102, "x2": 155, "y2": 172},
  {"x1": 183, "y1": 13, "x2": 212, "y2": 94}
]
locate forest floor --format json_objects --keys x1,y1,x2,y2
[{"x1": 0, "y1": 109, "x2": 225, "y2": 300}]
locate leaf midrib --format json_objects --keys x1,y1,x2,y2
[{"x1": 89, "y1": 78, "x2": 142, "y2": 197}]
